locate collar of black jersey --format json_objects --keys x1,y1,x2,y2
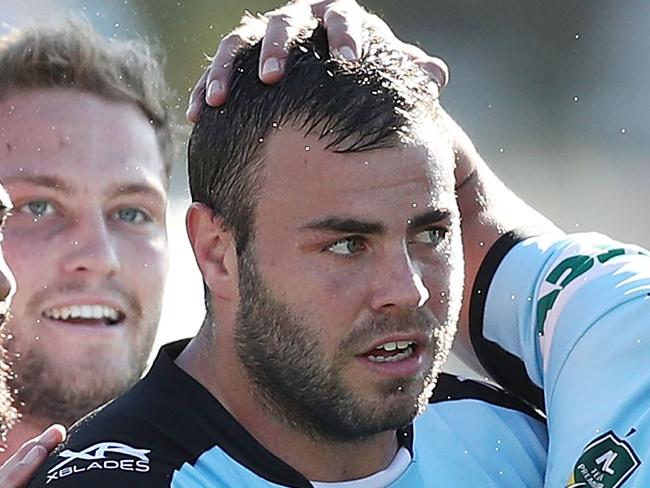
[{"x1": 150, "y1": 339, "x2": 414, "y2": 488}]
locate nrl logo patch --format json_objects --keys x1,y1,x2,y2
[{"x1": 566, "y1": 431, "x2": 640, "y2": 488}]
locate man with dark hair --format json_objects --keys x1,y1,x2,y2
[
  {"x1": 187, "y1": 3, "x2": 650, "y2": 488},
  {"x1": 0, "y1": 15, "x2": 172, "y2": 469},
  {"x1": 28, "y1": 22, "x2": 548, "y2": 487}
]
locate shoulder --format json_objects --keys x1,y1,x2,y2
[
  {"x1": 430, "y1": 373, "x2": 544, "y2": 422},
  {"x1": 27, "y1": 380, "x2": 183, "y2": 487}
]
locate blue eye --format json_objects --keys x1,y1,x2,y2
[
  {"x1": 115, "y1": 208, "x2": 150, "y2": 224},
  {"x1": 326, "y1": 237, "x2": 366, "y2": 256},
  {"x1": 21, "y1": 200, "x2": 55, "y2": 217},
  {"x1": 411, "y1": 228, "x2": 447, "y2": 246}
]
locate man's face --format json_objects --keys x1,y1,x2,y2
[
  {"x1": 233, "y1": 126, "x2": 463, "y2": 441},
  {"x1": 0, "y1": 89, "x2": 169, "y2": 426}
]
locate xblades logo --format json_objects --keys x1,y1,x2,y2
[{"x1": 46, "y1": 442, "x2": 151, "y2": 484}]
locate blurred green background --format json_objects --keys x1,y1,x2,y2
[{"x1": 3, "y1": 0, "x2": 649, "y2": 372}]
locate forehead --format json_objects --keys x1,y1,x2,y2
[
  {"x1": 0, "y1": 88, "x2": 166, "y2": 196},
  {"x1": 258, "y1": 126, "x2": 455, "y2": 222}
]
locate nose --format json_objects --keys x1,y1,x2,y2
[
  {"x1": 369, "y1": 244, "x2": 430, "y2": 312},
  {"x1": 60, "y1": 214, "x2": 121, "y2": 276}
]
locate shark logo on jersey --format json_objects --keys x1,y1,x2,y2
[
  {"x1": 566, "y1": 431, "x2": 640, "y2": 488},
  {"x1": 45, "y1": 442, "x2": 151, "y2": 484}
]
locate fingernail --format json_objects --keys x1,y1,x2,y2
[
  {"x1": 23, "y1": 445, "x2": 45, "y2": 465},
  {"x1": 338, "y1": 46, "x2": 356, "y2": 61},
  {"x1": 41, "y1": 424, "x2": 64, "y2": 444},
  {"x1": 207, "y1": 79, "x2": 223, "y2": 101},
  {"x1": 262, "y1": 57, "x2": 281, "y2": 76},
  {"x1": 186, "y1": 104, "x2": 196, "y2": 120}
]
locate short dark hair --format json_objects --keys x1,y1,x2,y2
[
  {"x1": 0, "y1": 16, "x2": 174, "y2": 180},
  {"x1": 188, "y1": 25, "x2": 440, "y2": 257}
]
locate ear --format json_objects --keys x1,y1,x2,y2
[{"x1": 186, "y1": 203, "x2": 238, "y2": 301}]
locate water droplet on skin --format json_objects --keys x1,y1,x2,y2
[
  {"x1": 411, "y1": 203, "x2": 417, "y2": 208},
  {"x1": 478, "y1": 241, "x2": 485, "y2": 247},
  {"x1": 363, "y1": 160, "x2": 369, "y2": 165},
  {"x1": 143, "y1": 263, "x2": 148, "y2": 268},
  {"x1": 72, "y1": 241, "x2": 79, "y2": 246},
  {"x1": 271, "y1": 122, "x2": 278, "y2": 128},
  {"x1": 305, "y1": 146, "x2": 310, "y2": 151}
]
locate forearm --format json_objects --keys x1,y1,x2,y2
[{"x1": 450, "y1": 117, "x2": 559, "y2": 373}]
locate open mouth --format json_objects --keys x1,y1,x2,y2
[
  {"x1": 364, "y1": 340, "x2": 417, "y2": 363},
  {"x1": 42, "y1": 305, "x2": 124, "y2": 326}
]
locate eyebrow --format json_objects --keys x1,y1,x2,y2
[
  {"x1": 1, "y1": 174, "x2": 72, "y2": 193},
  {"x1": 301, "y1": 217, "x2": 385, "y2": 235},
  {"x1": 107, "y1": 183, "x2": 166, "y2": 202},
  {"x1": 408, "y1": 209, "x2": 452, "y2": 230},
  {"x1": 2, "y1": 175, "x2": 164, "y2": 201},
  {"x1": 301, "y1": 209, "x2": 451, "y2": 236}
]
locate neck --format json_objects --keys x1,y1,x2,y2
[
  {"x1": 0, "y1": 414, "x2": 50, "y2": 464},
  {"x1": 176, "y1": 330, "x2": 400, "y2": 482}
]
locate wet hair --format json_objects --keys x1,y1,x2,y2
[
  {"x1": 0, "y1": 16, "x2": 174, "y2": 180},
  {"x1": 188, "y1": 24, "x2": 440, "y2": 256}
]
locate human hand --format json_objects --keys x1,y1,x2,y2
[
  {"x1": 186, "y1": 0, "x2": 449, "y2": 122},
  {"x1": 0, "y1": 425, "x2": 66, "y2": 488}
]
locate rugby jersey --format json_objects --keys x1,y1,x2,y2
[
  {"x1": 28, "y1": 340, "x2": 547, "y2": 487},
  {"x1": 471, "y1": 231, "x2": 650, "y2": 487}
]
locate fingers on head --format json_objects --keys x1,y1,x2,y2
[
  {"x1": 260, "y1": 3, "x2": 317, "y2": 83},
  {"x1": 322, "y1": 4, "x2": 363, "y2": 60}
]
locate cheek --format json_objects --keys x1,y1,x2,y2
[{"x1": 117, "y1": 234, "x2": 168, "y2": 292}]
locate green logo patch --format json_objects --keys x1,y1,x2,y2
[{"x1": 566, "y1": 431, "x2": 640, "y2": 488}]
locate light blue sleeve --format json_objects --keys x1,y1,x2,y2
[{"x1": 479, "y1": 232, "x2": 650, "y2": 487}]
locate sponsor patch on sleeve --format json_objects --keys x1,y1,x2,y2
[
  {"x1": 45, "y1": 441, "x2": 151, "y2": 484},
  {"x1": 566, "y1": 431, "x2": 640, "y2": 488}
]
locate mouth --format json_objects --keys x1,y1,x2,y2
[
  {"x1": 42, "y1": 304, "x2": 125, "y2": 326},
  {"x1": 365, "y1": 340, "x2": 418, "y2": 363}
]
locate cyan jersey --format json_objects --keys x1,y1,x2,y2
[
  {"x1": 28, "y1": 340, "x2": 547, "y2": 487},
  {"x1": 470, "y1": 231, "x2": 650, "y2": 488}
]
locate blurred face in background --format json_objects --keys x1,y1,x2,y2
[{"x1": 0, "y1": 88, "x2": 169, "y2": 426}]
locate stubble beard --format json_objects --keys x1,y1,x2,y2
[
  {"x1": 234, "y1": 249, "x2": 456, "y2": 443},
  {"x1": 6, "y1": 318, "x2": 157, "y2": 428}
]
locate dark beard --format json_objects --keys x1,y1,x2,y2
[{"x1": 234, "y1": 249, "x2": 452, "y2": 443}]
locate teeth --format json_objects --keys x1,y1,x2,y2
[
  {"x1": 368, "y1": 347, "x2": 414, "y2": 363},
  {"x1": 376, "y1": 340, "x2": 414, "y2": 351},
  {"x1": 43, "y1": 305, "x2": 121, "y2": 323}
]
